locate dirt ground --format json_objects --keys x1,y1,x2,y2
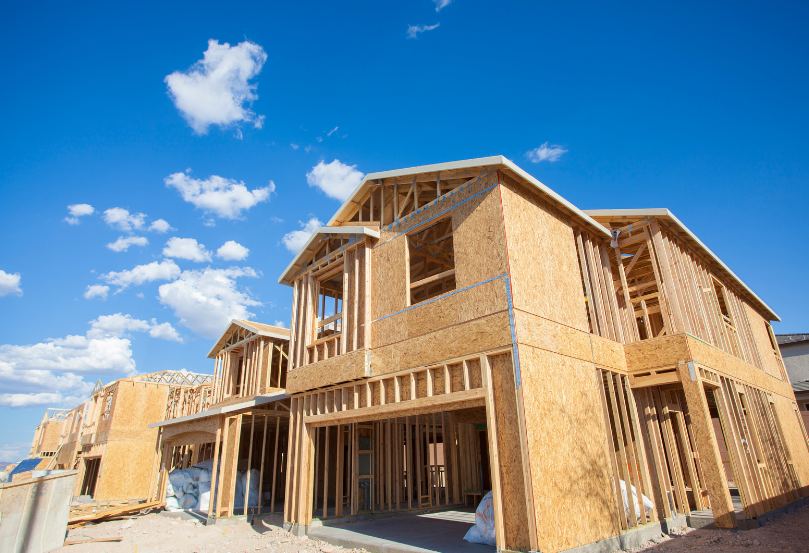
[{"x1": 56, "y1": 505, "x2": 809, "y2": 553}]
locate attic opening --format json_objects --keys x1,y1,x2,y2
[
  {"x1": 407, "y1": 217, "x2": 456, "y2": 306},
  {"x1": 317, "y1": 270, "x2": 344, "y2": 341}
]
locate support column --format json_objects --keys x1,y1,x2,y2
[{"x1": 677, "y1": 361, "x2": 737, "y2": 528}]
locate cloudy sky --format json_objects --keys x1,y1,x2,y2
[{"x1": 2, "y1": 0, "x2": 808, "y2": 461}]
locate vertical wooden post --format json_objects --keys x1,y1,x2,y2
[
  {"x1": 481, "y1": 355, "x2": 505, "y2": 551},
  {"x1": 256, "y1": 415, "x2": 269, "y2": 515}
]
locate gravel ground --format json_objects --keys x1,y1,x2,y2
[
  {"x1": 618, "y1": 505, "x2": 809, "y2": 553},
  {"x1": 56, "y1": 505, "x2": 809, "y2": 553}
]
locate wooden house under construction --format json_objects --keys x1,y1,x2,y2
[
  {"x1": 274, "y1": 156, "x2": 809, "y2": 553},
  {"x1": 149, "y1": 320, "x2": 291, "y2": 519},
  {"x1": 31, "y1": 370, "x2": 211, "y2": 501}
]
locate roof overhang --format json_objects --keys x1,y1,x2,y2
[
  {"x1": 207, "y1": 319, "x2": 290, "y2": 359},
  {"x1": 148, "y1": 391, "x2": 289, "y2": 428},
  {"x1": 327, "y1": 155, "x2": 610, "y2": 238},
  {"x1": 277, "y1": 226, "x2": 380, "y2": 286},
  {"x1": 584, "y1": 208, "x2": 780, "y2": 322}
]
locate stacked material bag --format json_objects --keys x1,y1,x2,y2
[
  {"x1": 463, "y1": 491, "x2": 496, "y2": 546},
  {"x1": 164, "y1": 459, "x2": 259, "y2": 513}
]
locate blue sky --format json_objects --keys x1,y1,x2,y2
[{"x1": 2, "y1": 0, "x2": 808, "y2": 461}]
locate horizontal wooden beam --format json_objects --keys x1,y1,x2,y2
[
  {"x1": 410, "y1": 269, "x2": 456, "y2": 290},
  {"x1": 305, "y1": 387, "x2": 485, "y2": 427}
]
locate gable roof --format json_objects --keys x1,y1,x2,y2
[
  {"x1": 584, "y1": 208, "x2": 779, "y2": 322},
  {"x1": 206, "y1": 319, "x2": 290, "y2": 359},
  {"x1": 278, "y1": 226, "x2": 380, "y2": 286},
  {"x1": 327, "y1": 156, "x2": 610, "y2": 237}
]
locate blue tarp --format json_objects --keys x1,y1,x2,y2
[{"x1": 8, "y1": 458, "x2": 42, "y2": 482}]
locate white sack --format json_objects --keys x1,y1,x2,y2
[
  {"x1": 168, "y1": 469, "x2": 191, "y2": 493},
  {"x1": 187, "y1": 467, "x2": 202, "y2": 481},
  {"x1": 233, "y1": 471, "x2": 246, "y2": 511},
  {"x1": 164, "y1": 479, "x2": 177, "y2": 498},
  {"x1": 464, "y1": 491, "x2": 496, "y2": 546},
  {"x1": 193, "y1": 458, "x2": 215, "y2": 471},
  {"x1": 198, "y1": 480, "x2": 214, "y2": 513},
  {"x1": 165, "y1": 496, "x2": 182, "y2": 511},
  {"x1": 179, "y1": 493, "x2": 198, "y2": 510},
  {"x1": 240, "y1": 469, "x2": 260, "y2": 508},
  {"x1": 619, "y1": 479, "x2": 654, "y2": 521},
  {"x1": 198, "y1": 468, "x2": 212, "y2": 484},
  {"x1": 182, "y1": 481, "x2": 198, "y2": 496}
]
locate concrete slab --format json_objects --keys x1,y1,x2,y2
[{"x1": 308, "y1": 510, "x2": 495, "y2": 553}]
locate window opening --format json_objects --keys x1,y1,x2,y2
[
  {"x1": 317, "y1": 270, "x2": 344, "y2": 340},
  {"x1": 713, "y1": 278, "x2": 741, "y2": 357},
  {"x1": 408, "y1": 218, "x2": 456, "y2": 306}
]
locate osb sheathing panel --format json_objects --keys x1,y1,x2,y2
[
  {"x1": 285, "y1": 348, "x2": 366, "y2": 394},
  {"x1": 624, "y1": 334, "x2": 692, "y2": 372},
  {"x1": 685, "y1": 335, "x2": 795, "y2": 399},
  {"x1": 519, "y1": 345, "x2": 618, "y2": 553},
  {"x1": 451, "y1": 183, "x2": 508, "y2": 289},
  {"x1": 94, "y1": 440, "x2": 157, "y2": 501},
  {"x1": 490, "y1": 353, "x2": 531, "y2": 551},
  {"x1": 372, "y1": 277, "x2": 509, "y2": 349},
  {"x1": 514, "y1": 310, "x2": 627, "y2": 372},
  {"x1": 371, "y1": 237, "x2": 408, "y2": 321},
  {"x1": 40, "y1": 421, "x2": 64, "y2": 451},
  {"x1": 771, "y1": 396, "x2": 809, "y2": 494},
  {"x1": 161, "y1": 416, "x2": 220, "y2": 441},
  {"x1": 743, "y1": 302, "x2": 786, "y2": 381},
  {"x1": 498, "y1": 173, "x2": 588, "y2": 333},
  {"x1": 56, "y1": 440, "x2": 78, "y2": 465},
  {"x1": 371, "y1": 311, "x2": 512, "y2": 377},
  {"x1": 110, "y1": 383, "x2": 171, "y2": 442}
]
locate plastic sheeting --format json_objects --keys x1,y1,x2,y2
[
  {"x1": 620, "y1": 479, "x2": 654, "y2": 521},
  {"x1": 463, "y1": 491, "x2": 496, "y2": 546}
]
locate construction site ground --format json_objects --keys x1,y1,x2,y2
[{"x1": 56, "y1": 504, "x2": 809, "y2": 553}]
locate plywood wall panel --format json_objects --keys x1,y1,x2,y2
[
  {"x1": 452, "y1": 180, "x2": 508, "y2": 289},
  {"x1": 285, "y1": 349, "x2": 367, "y2": 394},
  {"x1": 624, "y1": 334, "x2": 691, "y2": 372},
  {"x1": 771, "y1": 396, "x2": 809, "y2": 494},
  {"x1": 744, "y1": 303, "x2": 785, "y2": 381},
  {"x1": 371, "y1": 238, "x2": 408, "y2": 321},
  {"x1": 373, "y1": 277, "x2": 509, "y2": 349},
  {"x1": 498, "y1": 173, "x2": 588, "y2": 333},
  {"x1": 95, "y1": 441, "x2": 157, "y2": 501},
  {"x1": 519, "y1": 345, "x2": 619, "y2": 553},
  {"x1": 489, "y1": 353, "x2": 532, "y2": 551},
  {"x1": 514, "y1": 310, "x2": 626, "y2": 373},
  {"x1": 370, "y1": 312, "x2": 512, "y2": 377}
]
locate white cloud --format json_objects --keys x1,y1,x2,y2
[
  {"x1": 0, "y1": 270, "x2": 22, "y2": 297},
  {"x1": 0, "y1": 313, "x2": 180, "y2": 408},
  {"x1": 103, "y1": 208, "x2": 146, "y2": 232},
  {"x1": 434, "y1": 0, "x2": 452, "y2": 11},
  {"x1": 64, "y1": 204, "x2": 95, "y2": 225},
  {"x1": 106, "y1": 236, "x2": 149, "y2": 252},
  {"x1": 526, "y1": 142, "x2": 568, "y2": 163},
  {"x1": 100, "y1": 260, "x2": 181, "y2": 290},
  {"x1": 84, "y1": 285, "x2": 110, "y2": 301},
  {"x1": 149, "y1": 219, "x2": 174, "y2": 233},
  {"x1": 282, "y1": 217, "x2": 322, "y2": 253},
  {"x1": 327, "y1": 126, "x2": 339, "y2": 136},
  {"x1": 216, "y1": 240, "x2": 249, "y2": 261},
  {"x1": 273, "y1": 320, "x2": 288, "y2": 328},
  {"x1": 164, "y1": 39, "x2": 268, "y2": 134},
  {"x1": 158, "y1": 267, "x2": 261, "y2": 338},
  {"x1": 165, "y1": 172, "x2": 273, "y2": 219},
  {"x1": 407, "y1": 23, "x2": 440, "y2": 39},
  {"x1": 306, "y1": 159, "x2": 364, "y2": 201},
  {"x1": 163, "y1": 237, "x2": 212, "y2": 262},
  {"x1": 88, "y1": 313, "x2": 183, "y2": 343},
  {"x1": 290, "y1": 143, "x2": 299, "y2": 150},
  {"x1": 149, "y1": 320, "x2": 183, "y2": 342}
]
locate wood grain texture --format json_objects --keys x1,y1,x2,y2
[
  {"x1": 371, "y1": 233, "x2": 409, "y2": 321},
  {"x1": 514, "y1": 310, "x2": 627, "y2": 372},
  {"x1": 498, "y1": 172, "x2": 588, "y2": 332},
  {"x1": 370, "y1": 311, "x2": 512, "y2": 377},
  {"x1": 451, "y1": 176, "x2": 508, "y2": 289},
  {"x1": 518, "y1": 345, "x2": 618, "y2": 553},
  {"x1": 285, "y1": 348, "x2": 367, "y2": 394}
]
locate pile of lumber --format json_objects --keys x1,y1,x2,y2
[{"x1": 67, "y1": 500, "x2": 165, "y2": 529}]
